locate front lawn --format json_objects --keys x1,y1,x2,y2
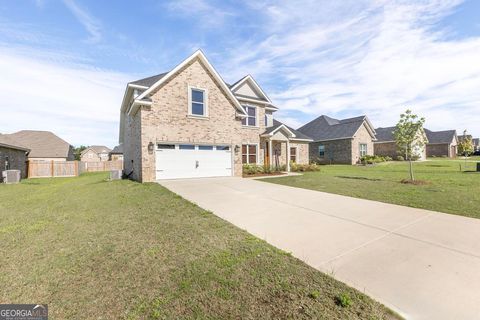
[
  {"x1": 0, "y1": 173, "x2": 398, "y2": 319},
  {"x1": 264, "y1": 159, "x2": 480, "y2": 219}
]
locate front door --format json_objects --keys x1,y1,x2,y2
[{"x1": 264, "y1": 141, "x2": 270, "y2": 167}]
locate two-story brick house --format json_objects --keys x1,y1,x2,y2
[{"x1": 119, "y1": 50, "x2": 312, "y2": 182}]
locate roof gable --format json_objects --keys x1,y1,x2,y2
[
  {"x1": 230, "y1": 75, "x2": 272, "y2": 104},
  {"x1": 132, "y1": 50, "x2": 247, "y2": 117},
  {"x1": 425, "y1": 129, "x2": 457, "y2": 144},
  {"x1": 298, "y1": 115, "x2": 375, "y2": 142}
]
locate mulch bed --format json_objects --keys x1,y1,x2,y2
[
  {"x1": 243, "y1": 172, "x2": 286, "y2": 178},
  {"x1": 400, "y1": 179, "x2": 430, "y2": 185}
]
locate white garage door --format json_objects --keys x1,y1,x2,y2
[{"x1": 155, "y1": 144, "x2": 232, "y2": 180}]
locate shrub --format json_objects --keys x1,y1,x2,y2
[
  {"x1": 396, "y1": 155, "x2": 404, "y2": 161},
  {"x1": 411, "y1": 154, "x2": 420, "y2": 161},
  {"x1": 242, "y1": 164, "x2": 263, "y2": 175},
  {"x1": 360, "y1": 155, "x2": 388, "y2": 164},
  {"x1": 335, "y1": 292, "x2": 352, "y2": 308},
  {"x1": 384, "y1": 156, "x2": 393, "y2": 162},
  {"x1": 290, "y1": 162, "x2": 321, "y2": 172}
]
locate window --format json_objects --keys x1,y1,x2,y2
[
  {"x1": 179, "y1": 144, "x2": 195, "y2": 150},
  {"x1": 242, "y1": 144, "x2": 257, "y2": 164},
  {"x1": 359, "y1": 143, "x2": 368, "y2": 157},
  {"x1": 198, "y1": 145, "x2": 213, "y2": 150},
  {"x1": 290, "y1": 147, "x2": 297, "y2": 163},
  {"x1": 265, "y1": 114, "x2": 268, "y2": 127},
  {"x1": 241, "y1": 106, "x2": 256, "y2": 126},
  {"x1": 318, "y1": 145, "x2": 325, "y2": 158},
  {"x1": 189, "y1": 87, "x2": 207, "y2": 116},
  {"x1": 157, "y1": 144, "x2": 175, "y2": 149},
  {"x1": 216, "y1": 145, "x2": 230, "y2": 151}
]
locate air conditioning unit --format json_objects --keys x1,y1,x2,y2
[
  {"x1": 2, "y1": 170, "x2": 21, "y2": 184},
  {"x1": 110, "y1": 169, "x2": 123, "y2": 180}
]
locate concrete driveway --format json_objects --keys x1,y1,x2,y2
[{"x1": 159, "y1": 177, "x2": 480, "y2": 320}]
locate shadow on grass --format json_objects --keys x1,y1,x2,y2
[
  {"x1": 335, "y1": 176, "x2": 382, "y2": 182},
  {"x1": 425, "y1": 164, "x2": 450, "y2": 167}
]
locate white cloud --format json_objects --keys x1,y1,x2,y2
[
  {"x1": 220, "y1": 0, "x2": 480, "y2": 136},
  {"x1": 0, "y1": 45, "x2": 132, "y2": 147},
  {"x1": 62, "y1": 0, "x2": 102, "y2": 43}
]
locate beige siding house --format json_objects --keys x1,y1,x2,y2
[
  {"x1": 80, "y1": 145, "x2": 112, "y2": 162},
  {"x1": 119, "y1": 50, "x2": 312, "y2": 182},
  {"x1": 297, "y1": 115, "x2": 376, "y2": 164}
]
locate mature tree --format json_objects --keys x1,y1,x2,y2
[
  {"x1": 74, "y1": 145, "x2": 87, "y2": 161},
  {"x1": 393, "y1": 109, "x2": 427, "y2": 181}
]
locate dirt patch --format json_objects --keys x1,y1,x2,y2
[{"x1": 400, "y1": 179, "x2": 430, "y2": 185}]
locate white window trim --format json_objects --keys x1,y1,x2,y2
[
  {"x1": 359, "y1": 143, "x2": 368, "y2": 157},
  {"x1": 318, "y1": 145, "x2": 325, "y2": 158},
  {"x1": 188, "y1": 85, "x2": 209, "y2": 118},
  {"x1": 241, "y1": 104, "x2": 258, "y2": 127},
  {"x1": 242, "y1": 143, "x2": 258, "y2": 164}
]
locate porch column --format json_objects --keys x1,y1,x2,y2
[
  {"x1": 268, "y1": 139, "x2": 273, "y2": 167},
  {"x1": 286, "y1": 139, "x2": 290, "y2": 172}
]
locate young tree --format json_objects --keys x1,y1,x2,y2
[
  {"x1": 458, "y1": 131, "x2": 474, "y2": 157},
  {"x1": 393, "y1": 109, "x2": 426, "y2": 181}
]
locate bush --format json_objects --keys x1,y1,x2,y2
[
  {"x1": 290, "y1": 162, "x2": 321, "y2": 172},
  {"x1": 242, "y1": 164, "x2": 264, "y2": 175},
  {"x1": 411, "y1": 154, "x2": 420, "y2": 161},
  {"x1": 396, "y1": 156, "x2": 404, "y2": 161},
  {"x1": 360, "y1": 155, "x2": 389, "y2": 164},
  {"x1": 335, "y1": 292, "x2": 352, "y2": 308}
]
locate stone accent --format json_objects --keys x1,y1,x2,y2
[{"x1": 0, "y1": 146, "x2": 27, "y2": 181}]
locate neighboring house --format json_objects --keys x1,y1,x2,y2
[
  {"x1": 80, "y1": 145, "x2": 112, "y2": 162},
  {"x1": 109, "y1": 144, "x2": 124, "y2": 161},
  {"x1": 473, "y1": 138, "x2": 480, "y2": 152},
  {"x1": 374, "y1": 126, "x2": 428, "y2": 160},
  {"x1": 424, "y1": 129, "x2": 458, "y2": 158},
  {"x1": 0, "y1": 134, "x2": 30, "y2": 181},
  {"x1": 297, "y1": 115, "x2": 376, "y2": 164},
  {"x1": 119, "y1": 50, "x2": 312, "y2": 182},
  {"x1": 4, "y1": 130, "x2": 74, "y2": 161}
]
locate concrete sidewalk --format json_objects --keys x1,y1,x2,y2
[{"x1": 159, "y1": 177, "x2": 480, "y2": 320}]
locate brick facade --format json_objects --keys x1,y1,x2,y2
[
  {"x1": 0, "y1": 146, "x2": 28, "y2": 181},
  {"x1": 122, "y1": 57, "x2": 309, "y2": 182},
  {"x1": 374, "y1": 142, "x2": 398, "y2": 158},
  {"x1": 308, "y1": 124, "x2": 374, "y2": 164}
]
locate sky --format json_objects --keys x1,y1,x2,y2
[{"x1": 0, "y1": 0, "x2": 479, "y2": 147}]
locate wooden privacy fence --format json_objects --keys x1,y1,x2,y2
[
  {"x1": 28, "y1": 160, "x2": 78, "y2": 178},
  {"x1": 27, "y1": 160, "x2": 123, "y2": 178},
  {"x1": 79, "y1": 160, "x2": 123, "y2": 173}
]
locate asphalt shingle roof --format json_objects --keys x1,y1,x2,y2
[
  {"x1": 5, "y1": 130, "x2": 72, "y2": 158},
  {"x1": 374, "y1": 126, "x2": 396, "y2": 142},
  {"x1": 0, "y1": 134, "x2": 30, "y2": 151},
  {"x1": 297, "y1": 115, "x2": 369, "y2": 141},
  {"x1": 110, "y1": 144, "x2": 123, "y2": 154},
  {"x1": 424, "y1": 129, "x2": 457, "y2": 144},
  {"x1": 129, "y1": 72, "x2": 169, "y2": 87},
  {"x1": 264, "y1": 119, "x2": 312, "y2": 140}
]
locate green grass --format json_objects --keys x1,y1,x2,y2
[
  {"x1": 0, "y1": 173, "x2": 399, "y2": 319},
  {"x1": 265, "y1": 159, "x2": 480, "y2": 219}
]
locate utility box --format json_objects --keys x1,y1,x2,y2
[
  {"x1": 477, "y1": 162, "x2": 480, "y2": 172},
  {"x1": 110, "y1": 170, "x2": 122, "y2": 180},
  {"x1": 2, "y1": 170, "x2": 21, "y2": 184}
]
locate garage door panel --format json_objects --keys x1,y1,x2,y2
[{"x1": 155, "y1": 145, "x2": 232, "y2": 180}]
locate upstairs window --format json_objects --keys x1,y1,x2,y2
[
  {"x1": 189, "y1": 87, "x2": 207, "y2": 116},
  {"x1": 318, "y1": 145, "x2": 325, "y2": 158},
  {"x1": 242, "y1": 106, "x2": 257, "y2": 126}
]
